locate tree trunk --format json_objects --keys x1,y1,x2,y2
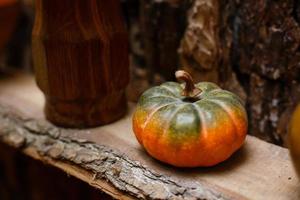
[
  {"x1": 179, "y1": 0, "x2": 300, "y2": 146},
  {"x1": 126, "y1": 0, "x2": 191, "y2": 101}
]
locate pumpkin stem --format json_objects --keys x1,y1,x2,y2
[{"x1": 175, "y1": 70, "x2": 202, "y2": 98}]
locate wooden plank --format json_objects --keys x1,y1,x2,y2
[
  {"x1": 0, "y1": 142, "x2": 114, "y2": 200},
  {"x1": 0, "y1": 74, "x2": 299, "y2": 200},
  {"x1": 21, "y1": 147, "x2": 133, "y2": 200}
]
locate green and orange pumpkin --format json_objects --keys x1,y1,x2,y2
[{"x1": 132, "y1": 70, "x2": 248, "y2": 167}]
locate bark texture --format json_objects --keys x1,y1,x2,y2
[
  {"x1": 178, "y1": 0, "x2": 300, "y2": 146},
  {"x1": 126, "y1": 0, "x2": 191, "y2": 101},
  {"x1": 179, "y1": 0, "x2": 246, "y2": 101},
  {"x1": 0, "y1": 143, "x2": 112, "y2": 200},
  {"x1": 140, "y1": 0, "x2": 190, "y2": 81},
  {"x1": 236, "y1": 0, "x2": 300, "y2": 145},
  {"x1": 0, "y1": 105, "x2": 232, "y2": 200}
]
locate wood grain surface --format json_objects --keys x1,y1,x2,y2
[
  {"x1": 0, "y1": 74, "x2": 299, "y2": 200},
  {"x1": 32, "y1": 0, "x2": 129, "y2": 127}
]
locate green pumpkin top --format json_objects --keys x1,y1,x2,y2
[{"x1": 138, "y1": 71, "x2": 244, "y2": 109}]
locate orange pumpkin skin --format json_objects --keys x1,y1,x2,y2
[
  {"x1": 132, "y1": 82, "x2": 248, "y2": 167},
  {"x1": 289, "y1": 104, "x2": 300, "y2": 176}
]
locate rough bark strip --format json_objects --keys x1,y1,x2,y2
[
  {"x1": 0, "y1": 144, "x2": 113, "y2": 200},
  {"x1": 0, "y1": 105, "x2": 233, "y2": 200}
]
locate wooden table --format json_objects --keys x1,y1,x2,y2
[{"x1": 0, "y1": 73, "x2": 299, "y2": 200}]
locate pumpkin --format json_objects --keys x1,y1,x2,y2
[
  {"x1": 289, "y1": 104, "x2": 300, "y2": 176},
  {"x1": 132, "y1": 70, "x2": 248, "y2": 167}
]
